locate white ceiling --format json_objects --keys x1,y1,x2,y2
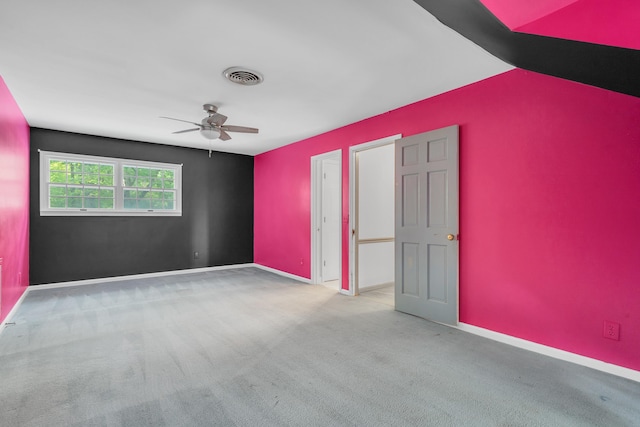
[{"x1": 0, "y1": 0, "x2": 512, "y2": 156}]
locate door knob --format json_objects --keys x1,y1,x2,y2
[{"x1": 447, "y1": 234, "x2": 455, "y2": 241}]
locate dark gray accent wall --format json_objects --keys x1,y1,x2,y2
[{"x1": 29, "y1": 128, "x2": 254, "y2": 285}]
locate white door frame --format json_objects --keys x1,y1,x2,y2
[
  {"x1": 311, "y1": 149, "x2": 342, "y2": 286},
  {"x1": 348, "y1": 134, "x2": 401, "y2": 296}
]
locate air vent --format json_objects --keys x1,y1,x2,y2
[{"x1": 223, "y1": 67, "x2": 264, "y2": 86}]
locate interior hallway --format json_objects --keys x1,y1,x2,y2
[{"x1": 1, "y1": 268, "x2": 638, "y2": 426}]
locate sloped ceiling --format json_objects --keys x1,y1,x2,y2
[
  {"x1": 481, "y1": 0, "x2": 640, "y2": 50},
  {"x1": 415, "y1": 0, "x2": 640, "y2": 98}
]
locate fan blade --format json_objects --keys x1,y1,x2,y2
[
  {"x1": 172, "y1": 128, "x2": 200, "y2": 134},
  {"x1": 160, "y1": 116, "x2": 202, "y2": 127},
  {"x1": 219, "y1": 129, "x2": 232, "y2": 141},
  {"x1": 221, "y1": 125, "x2": 259, "y2": 134},
  {"x1": 207, "y1": 113, "x2": 228, "y2": 126}
]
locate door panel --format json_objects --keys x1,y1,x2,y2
[
  {"x1": 402, "y1": 174, "x2": 420, "y2": 227},
  {"x1": 395, "y1": 125, "x2": 459, "y2": 325},
  {"x1": 401, "y1": 242, "x2": 420, "y2": 296}
]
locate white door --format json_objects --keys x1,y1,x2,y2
[
  {"x1": 395, "y1": 125, "x2": 459, "y2": 325},
  {"x1": 321, "y1": 158, "x2": 341, "y2": 282}
]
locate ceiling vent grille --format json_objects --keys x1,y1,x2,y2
[{"x1": 223, "y1": 67, "x2": 264, "y2": 86}]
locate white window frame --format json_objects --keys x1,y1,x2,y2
[{"x1": 39, "y1": 150, "x2": 182, "y2": 216}]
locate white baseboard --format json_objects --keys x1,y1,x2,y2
[
  {"x1": 29, "y1": 264, "x2": 256, "y2": 292},
  {"x1": 0, "y1": 286, "x2": 30, "y2": 335},
  {"x1": 251, "y1": 264, "x2": 311, "y2": 283},
  {"x1": 457, "y1": 323, "x2": 640, "y2": 383}
]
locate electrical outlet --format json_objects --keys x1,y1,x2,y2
[
  {"x1": 603, "y1": 321, "x2": 620, "y2": 341},
  {"x1": 194, "y1": 251, "x2": 199, "y2": 259}
]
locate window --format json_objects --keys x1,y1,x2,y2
[{"x1": 40, "y1": 151, "x2": 182, "y2": 216}]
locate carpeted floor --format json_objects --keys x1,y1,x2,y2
[{"x1": 1, "y1": 267, "x2": 638, "y2": 426}]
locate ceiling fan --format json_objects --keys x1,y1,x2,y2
[{"x1": 161, "y1": 104, "x2": 259, "y2": 141}]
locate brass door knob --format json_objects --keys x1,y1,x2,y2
[{"x1": 447, "y1": 234, "x2": 455, "y2": 241}]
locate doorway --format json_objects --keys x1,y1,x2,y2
[
  {"x1": 349, "y1": 135, "x2": 400, "y2": 299},
  {"x1": 311, "y1": 150, "x2": 342, "y2": 288}
]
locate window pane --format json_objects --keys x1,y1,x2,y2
[
  {"x1": 124, "y1": 190, "x2": 137, "y2": 198},
  {"x1": 100, "y1": 199, "x2": 114, "y2": 209},
  {"x1": 68, "y1": 162, "x2": 82, "y2": 173},
  {"x1": 137, "y1": 178, "x2": 150, "y2": 188},
  {"x1": 124, "y1": 199, "x2": 137, "y2": 209},
  {"x1": 164, "y1": 191, "x2": 174, "y2": 200},
  {"x1": 84, "y1": 188, "x2": 99, "y2": 197},
  {"x1": 84, "y1": 198, "x2": 99, "y2": 209},
  {"x1": 50, "y1": 171, "x2": 67, "y2": 183},
  {"x1": 138, "y1": 199, "x2": 151, "y2": 209},
  {"x1": 151, "y1": 199, "x2": 163, "y2": 209},
  {"x1": 50, "y1": 160, "x2": 66, "y2": 171},
  {"x1": 84, "y1": 163, "x2": 100, "y2": 173},
  {"x1": 99, "y1": 189, "x2": 114, "y2": 198},
  {"x1": 138, "y1": 168, "x2": 150, "y2": 177},
  {"x1": 50, "y1": 197, "x2": 66, "y2": 208},
  {"x1": 50, "y1": 186, "x2": 66, "y2": 197},
  {"x1": 68, "y1": 187, "x2": 83, "y2": 197},
  {"x1": 150, "y1": 169, "x2": 162, "y2": 178},
  {"x1": 151, "y1": 178, "x2": 163, "y2": 188},
  {"x1": 164, "y1": 170, "x2": 174, "y2": 180},
  {"x1": 100, "y1": 164, "x2": 113, "y2": 174},
  {"x1": 99, "y1": 176, "x2": 114, "y2": 186},
  {"x1": 124, "y1": 176, "x2": 136, "y2": 186},
  {"x1": 68, "y1": 173, "x2": 83, "y2": 184},
  {"x1": 68, "y1": 198, "x2": 82, "y2": 208},
  {"x1": 124, "y1": 166, "x2": 136, "y2": 176},
  {"x1": 163, "y1": 179, "x2": 174, "y2": 189},
  {"x1": 84, "y1": 174, "x2": 99, "y2": 185},
  {"x1": 163, "y1": 200, "x2": 174, "y2": 210}
]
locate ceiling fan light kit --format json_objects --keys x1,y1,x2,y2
[{"x1": 200, "y1": 127, "x2": 221, "y2": 140}]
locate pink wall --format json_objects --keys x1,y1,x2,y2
[
  {"x1": 516, "y1": 0, "x2": 640, "y2": 50},
  {"x1": 0, "y1": 76, "x2": 30, "y2": 323},
  {"x1": 479, "y1": 0, "x2": 578, "y2": 29},
  {"x1": 254, "y1": 68, "x2": 640, "y2": 371}
]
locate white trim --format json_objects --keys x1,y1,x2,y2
[
  {"x1": 348, "y1": 134, "x2": 401, "y2": 296},
  {"x1": 457, "y1": 323, "x2": 640, "y2": 383},
  {"x1": 252, "y1": 264, "x2": 311, "y2": 284},
  {"x1": 0, "y1": 287, "x2": 30, "y2": 335},
  {"x1": 310, "y1": 149, "x2": 342, "y2": 286},
  {"x1": 29, "y1": 264, "x2": 255, "y2": 291}
]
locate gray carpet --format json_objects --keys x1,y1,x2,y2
[{"x1": 0, "y1": 267, "x2": 638, "y2": 426}]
